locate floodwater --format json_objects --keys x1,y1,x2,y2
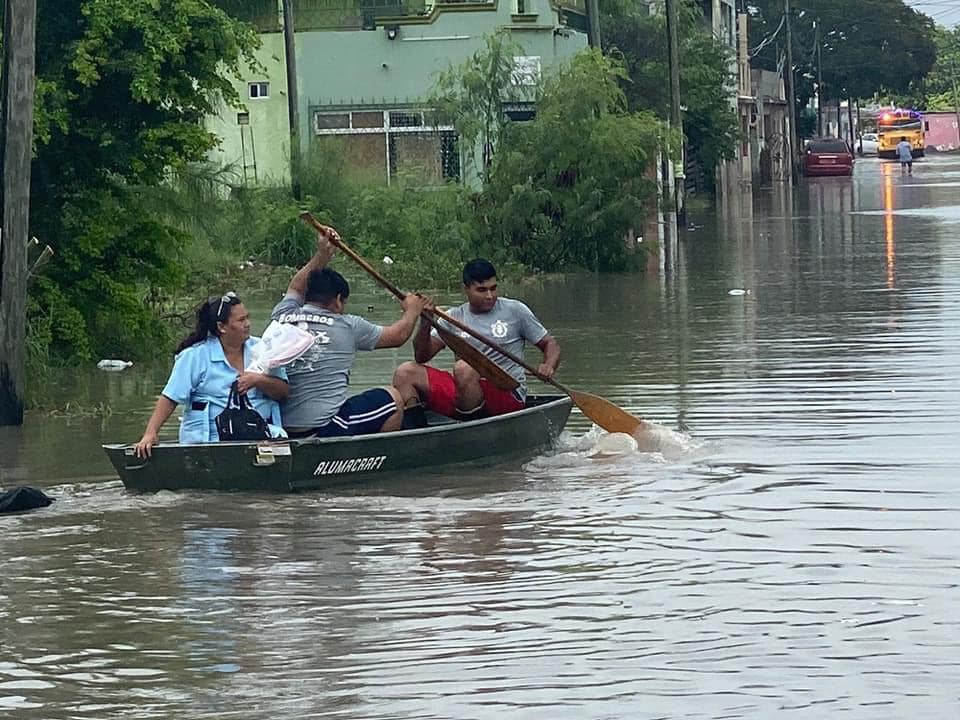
[{"x1": 3, "y1": 156, "x2": 960, "y2": 717}]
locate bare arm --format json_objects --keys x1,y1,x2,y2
[
  {"x1": 134, "y1": 395, "x2": 177, "y2": 458},
  {"x1": 413, "y1": 314, "x2": 446, "y2": 363},
  {"x1": 377, "y1": 294, "x2": 431, "y2": 349},
  {"x1": 535, "y1": 334, "x2": 561, "y2": 380},
  {"x1": 286, "y1": 226, "x2": 338, "y2": 298},
  {"x1": 236, "y1": 372, "x2": 290, "y2": 401}
]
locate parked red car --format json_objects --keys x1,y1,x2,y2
[{"x1": 804, "y1": 138, "x2": 855, "y2": 177}]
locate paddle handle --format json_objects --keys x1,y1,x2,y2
[
  {"x1": 299, "y1": 213, "x2": 406, "y2": 302},
  {"x1": 299, "y1": 212, "x2": 455, "y2": 339}
]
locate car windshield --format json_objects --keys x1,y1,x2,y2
[{"x1": 809, "y1": 140, "x2": 848, "y2": 153}]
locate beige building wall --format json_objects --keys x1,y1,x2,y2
[{"x1": 205, "y1": 33, "x2": 292, "y2": 186}]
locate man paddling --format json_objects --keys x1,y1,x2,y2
[
  {"x1": 273, "y1": 228, "x2": 430, "y2": 437},
  {"x1": 392, "y1": 259, "x2": 560, "y2": 420}
]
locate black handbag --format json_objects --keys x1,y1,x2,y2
[{"x1": 215, "y1": 381, "x2": 271, "y2": 441}]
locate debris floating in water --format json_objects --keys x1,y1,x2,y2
[
  {"x1": 382, "y1": 256, "x2": 394, "y2": 265},
  {"x1": 97, "y1": 359, "x2": 133, "y2": 370},
  {"x1": 727, "y1": 288, "x2": 751, "y2": 296}
]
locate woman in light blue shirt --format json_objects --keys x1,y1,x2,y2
[{"x1": 134, "y1": 293, "x2": 290, "y2": 457}]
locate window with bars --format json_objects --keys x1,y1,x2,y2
[
  {"x1": 389, "y1": 111, "x2": 424, "y2": 128},
  {"x1": 313, "y1": 109, "x2": 459, "y2": 184}
]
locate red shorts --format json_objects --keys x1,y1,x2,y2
[{"x1": 424, "y1": 366, "x2": 524, "y2": 418}]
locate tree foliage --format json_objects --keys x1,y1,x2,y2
[
  {"x1": 26, "y1": 0, "x2": 260, "y2": 362},
  {"x1": 600, "y1": 0, "x2": 739, "y2": 194},
  {"x1": 913, "y1": 26, "x2": 960, "y2": 111},
  {"x1": 479, "y1": 51, "x2": 667, "y2": 272},
  {"x1": 427, "y1": 30, "x2": 531, "y2": 178},
  {"x1": 747, "y1": 0, "x2": 936, "y2": 107}
]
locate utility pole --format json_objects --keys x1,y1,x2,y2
[
  {"x1": 784, "y1": 0, "x2": 799, "y2": 182},
  {"x1": 281, "y1": 0, "x2": 302, "y2": 200},
  {"x1": 0, "y1": 0, "x2": 37, "y2": 425},
  {"x1": 586, "y1": 0, "x2": 601, "y2": 50},
  {"x1": 815, "y1": 19, "x2": 823, "y2": 136},
  {"x1": 950, "y1": 56, "x2": 960, "y2": 149},
  {"x1": 665, "y1": 0, "x2": 685, "y2": 224}
]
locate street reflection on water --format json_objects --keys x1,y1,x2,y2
[{"x1": 2, "y1": 156, "x2": 960, "y2": 717}]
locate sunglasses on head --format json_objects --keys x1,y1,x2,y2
[{"x1": 216, "y1": 291, "x2": 238, "y2": 321}]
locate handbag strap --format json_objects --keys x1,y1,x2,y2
[
  {"x1": 226, "y1": 380, "x2": 242, "y2": 410},
  {"x1": 227, "y1": 379, "x2": 258, "y2": 411}
]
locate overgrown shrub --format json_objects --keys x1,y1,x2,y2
[{"x1": 480, "y1": 51, "x2": 667, "y2": 272}]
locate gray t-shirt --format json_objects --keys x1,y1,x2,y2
[
  {"x1": 433, "y1": 298, "x2": 548, "y2": 399},
  {"x1": 272, "y1": 293, "x2": 383, "y2": 429},
  {"x1": 896, "y1": 141, "x2": 913, "y2": 162}
]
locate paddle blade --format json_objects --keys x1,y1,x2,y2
[
  {"x1": 435, "y1": 326, "x2": 519, "y2": 392},
  {"x1": 569, "y1": 390, "x2": 645, "y2": 435}
]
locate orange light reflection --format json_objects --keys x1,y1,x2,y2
[{"x1": 882, "y1": 163, "x2": 895, "y2": 288}]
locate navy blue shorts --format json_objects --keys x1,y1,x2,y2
[{"x1": 292, "y1": 388, "x2": 397, "y2": 438}]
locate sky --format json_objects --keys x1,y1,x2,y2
[{"x1": 908, "y1": 0, "x2": 960, "y2": 27}]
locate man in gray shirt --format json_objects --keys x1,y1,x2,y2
[
  {"x1": 896, "y1": 136, "x2": 914, "y2": 175},
  {"x1": 393, "y1": 258, "x2": 561, "y2": 420},
  {"x1": 272, "y1": 228, "x2": 429, "y2": 437}
]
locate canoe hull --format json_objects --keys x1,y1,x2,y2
[{"x1": 104, "y1": 395, "x2": 572, "y2": 492}]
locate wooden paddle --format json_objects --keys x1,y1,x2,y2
[
  {"x1": 298, "y1": 213, "x2": 518, "y2": 392},
  {"x1": 431, "y1": 308, "x2": 647, "y2": 435},
  {"x1": 298, "y1": 212, "x2": 646, "y2": 435}
]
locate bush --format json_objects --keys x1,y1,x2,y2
[
  {"x1": 480, "y1": 50, "x2": 666, "y2": 272},
  {"x1": 341, "y1": 178, "x2": 479, "y2": 290}
]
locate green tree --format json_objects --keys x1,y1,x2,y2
[
  {"x1": 427, "y1": 30, "x2": 531, "y2": 179},
  {"x1": 600, "y1": 0, "x2": 739, "y2": 194},
  {"x1": 480, "y1": 50, "x2": 668, "y2": 272},
  {"x1": 26, "y1": 0, "x2": 259, "y2": 362},
  {"x1": 913, "y1": 26, "x2": 960, "y2": 110},
  {"x1": 748, "y1": 0, "x2": 935, "y2": 112}
]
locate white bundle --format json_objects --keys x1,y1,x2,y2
[{"x1": 246, "y1": 321, "x2": 315, "y2": 373}]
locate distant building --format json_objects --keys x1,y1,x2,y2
[
  {"x1": 694, "y1": 0, "x2": 749, "y2": 196},
  {"x1": 923, "y1": 112, "x2": 960, "y2": 153},
  {"x1": 750, "y1": 69, "x2": 790, "y2": 184},
  {"x1": 206, "y1": 0, "x2": 588, "y2": 186}
]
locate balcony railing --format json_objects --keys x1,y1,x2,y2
[
  {"x1": 216, "y1": 0, "x2": 554, "y2": 32},
  {"x1": 211, "y1": 0, "x2": 280, "y2": 32},
  {"x1": 297, "y1": 0, "x2": 431, "y2": 30}
]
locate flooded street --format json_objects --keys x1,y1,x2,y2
[{"x1": 3, "y1": 155, "x2": 960, "y2": 717}]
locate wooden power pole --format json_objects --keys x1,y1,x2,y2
[
  {"x1": 586, "y1": 0, "x2": 602, "y2": 50},
  {"x1": 0, "y1": 0, "x2": 37, "y2": 425},
  {"x1": 815, "y1": 19, "x2": 823, "y2": 137},
  {"x1": 950, "y1": 56, "x2": 960, "y2": 149},
  {"x1": 281, "y1": 0, "x2": 302, "y2": 200},
  {"x1": 784, "y1": 0, "x2": 799, "y2": 182},
  {"x1": 665, "y1": 0, "x2": 685, "y2": 224}
]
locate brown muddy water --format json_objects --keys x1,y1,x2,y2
[{"x1": 2, "y1": 156, "x2": 959, "y2": 718}]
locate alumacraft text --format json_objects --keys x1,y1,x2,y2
[{"x1": 313, "y1": 455, "x2": 387, "y2": 476}]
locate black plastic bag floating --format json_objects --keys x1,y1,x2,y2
[
  {"x1": 215, "y1": 381, "x2": 270, "y2": 441},
  {"x1": 0, "y1": 486, "x2": 53, "y2": 514}
]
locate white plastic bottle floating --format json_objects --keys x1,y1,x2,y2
[
  {"x1": 97, "y1": 359, "x2": 133, "y2": 370},
  {"x1": 727, "y1": 288, "x2": 750, "y2": 296},
  {"x1": 382, "y1": 255, "x2": 394, "y2": 265}
]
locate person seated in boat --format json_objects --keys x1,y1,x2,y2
[
  {"x1": 133, "y1": 293, "x2": 290, "y2": 458},
  {"x1": 272, "y1": 228, "x2": 430, "y2": 438},
  {"x1": 392, "y1": 258, "x2": 560, "y2": 421}
]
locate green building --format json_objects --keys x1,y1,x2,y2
[{"x1": 207, "y1": 0, "x2": 589, "y2": 186}]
